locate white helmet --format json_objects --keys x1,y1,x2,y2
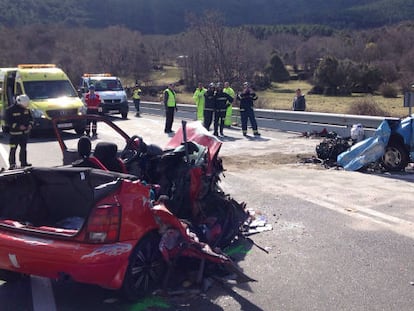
[{"x1": 16, "y1": 95, "x2": 30, "y2": 108}]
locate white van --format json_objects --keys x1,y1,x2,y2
[{"x1": 79, "y1": 73, "x2": 129, "y2": 119}]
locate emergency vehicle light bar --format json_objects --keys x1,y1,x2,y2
[
  {"x1": 18, "y1": 64, "x2": 56, "y2": 69},
  {"x1": 82, "y1": 73, "x2": 112, "y2": 77}
]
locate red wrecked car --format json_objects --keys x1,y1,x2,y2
[{"x1": 0, "y1": 115, "x2": 253, "y2": 300}]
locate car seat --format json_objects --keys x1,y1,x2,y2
[
  {"x1": 93, "y1": 142, "x2": 127, "y2": 173},
  {"x1": 72, "y1": 136, "x2": 107, "y2": 170}
]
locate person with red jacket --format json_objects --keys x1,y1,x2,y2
[{"x1": 85, "y1": 84, "x2": 101, "y2": 138}]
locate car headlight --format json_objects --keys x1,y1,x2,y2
[
  {"x1": 31, "y1": 109, "x2": 45, "y2": 118},
  {"x1": 79, "y1": 105, "x2": 87, "y2": 115}
]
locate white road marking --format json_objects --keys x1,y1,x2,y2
[
  {"x1": 31, "y1": 276, "x2": 57, "y2": 311},
  {"x1": 0, "y1": 143, "x2": 8, "y2": 168}
]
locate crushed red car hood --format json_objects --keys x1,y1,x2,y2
[{"x1": 165, "y1": 121, "x2": 222, "y2": 172}]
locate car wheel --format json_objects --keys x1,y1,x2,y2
[
  {"x1": 121, "y1": 232, "x2": 166, "y2": 301},
  {"x1": 121, "y1": 112, "x2": 128, "y2": 119},
  {"x1": 382, "y1": 142, "x2": 409, "y2": 171}
]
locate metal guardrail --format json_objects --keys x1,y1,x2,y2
[{"x1": 137, "y1": 101, "x2": 398, "y2": 138}]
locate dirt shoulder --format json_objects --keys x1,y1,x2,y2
[{"x1": 219, "y1": 128, "x2": 320, "y2": 171}]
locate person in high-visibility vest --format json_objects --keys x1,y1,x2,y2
[
  {"x1": 132, "y1": 84, "x2": 142, "y2": 117},
  {"x1": 223, "y1": 81, "x2": 235, "y2": 127},
  {"x1": 163, "y1": 83, "x2": 177, "y2": 134},
  {"x1": 192, "y1": 82, "x2": 206, "y2": 121}
]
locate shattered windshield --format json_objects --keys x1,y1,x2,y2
[
  {"x1": 24, "y1": 80, "x2": 78, "y2": 100},
  {"x1": 90, "y1": 78, "x2": 123, "y2": 92}
]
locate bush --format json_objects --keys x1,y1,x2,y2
[
  {"x1": 253, "y1": 74, "x2": 271, "y2": 90},
  {"x1": 379, "y1": 83, "x2": 399, "y2": 98},
  {"x1": 346, "y1": 98, "x2": 388, "y2": 116}
]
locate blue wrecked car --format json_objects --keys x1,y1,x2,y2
[{"x1": 338, "y1": 116, "x2": 414, "y2": 171}]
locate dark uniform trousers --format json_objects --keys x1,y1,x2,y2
[
  {"x1": 9, "y1": 133, "x2": 29, "y2": 166},
  {"x1": 214, "y1": 109, "x2": 227, "y2": 135},
  {"x1": 164, "y1": 107, "x2": 175, "y2": 132},
  {"x1": 203, "y1": 108, "x2": 214, "y2": 131},
  {"x1": 240, "y1": 106, "x2": 258, "y2": 133}
]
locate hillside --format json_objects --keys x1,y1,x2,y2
[{"x1": 0, "y1": 0, "x2": 413, "y2": 34}]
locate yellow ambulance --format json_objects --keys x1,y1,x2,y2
[{"x1": 0, "y1": 64, "x2": 86, "y2": 134}]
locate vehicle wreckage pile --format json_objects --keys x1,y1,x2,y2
[
  {"x1": 311, "y1": 117, "x2": 414, "y2": 172},
  {"x1": 125, "y1": 121, "x2": 264, "y2": 295},
  {"x1": 0, "y1": 119, "x2": 269, "y2": 301}
]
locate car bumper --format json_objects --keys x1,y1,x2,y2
[
  {"x1": 0, "y1": 234, "x2": 134, "y2": 289},
  {"x1": 101, "y1": 101, "x2": 129, "y2": 113}
]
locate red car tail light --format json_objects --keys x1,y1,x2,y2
[{"x1": 86, "y1": 204, "x2": 120, "y2": 243}]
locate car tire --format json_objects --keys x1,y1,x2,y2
[
  {"x1": 121, "y1": 111, "x2": 128, "y2": 119},
  {"x1": 121, "y1": 231, "x2": 166, "y2": 301},
  {"x1": 382, "y1": 141, "x2": 409, "y2": 171}
]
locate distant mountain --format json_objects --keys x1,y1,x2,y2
[{"x1": 0, "y1": 0, "x2": 413, "y2": 34}]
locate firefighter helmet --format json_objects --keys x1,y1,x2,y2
[{"x1": 16, "y1": 95, "x2": 30, "y2": 108}]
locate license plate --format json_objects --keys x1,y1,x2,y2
[{"x1": 57, "y1": 122, "x2": 73, "y2": 129}]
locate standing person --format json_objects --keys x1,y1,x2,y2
[
  {"x1": 223, "y1": 81, "x2": 235, "y2": 127},
  {"x1": 292, "y1": 88, "x2": 306, "y2": 111},
  {"x1": 237, "y1": 82, "x2": 261, "y2": 137},
  {"x1": 192, "y1": 82, "x2": 206, "y2": 121},
  {"x1": 203, "y1": 82, "x2": 216, "y2": 131},
  {"x1": 214, "y1": 82, "x2": 233, "y2": 137},
  {"x1": 6, "y1": 95, "x2": 33, "y2": 169},
  {"x1": 132, "y1": 84, "x2": 142, "y2": 117},
  {"x1": 163, "y1": 83, "x2": 177, "y2": 134},
  {"x1": 85, "y1": 84, "x2": 102, "y2": 138}
]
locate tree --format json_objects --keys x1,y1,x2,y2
[
  {"x1": 183, "y1": 10, "x2": 266, "y2": 88},
  {"x1": 265, "y1": 53, "x2": 290, "y2": 82}
]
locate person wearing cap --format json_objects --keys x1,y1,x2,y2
[
  {"x1": 214, "y1": 82, "x2": 233, "y2": 137},
  {"x1": 203, "y1": 82, "x2": 216, "y2": 131},
  {"x1": 85, "y1": 84, "x2": 101, "y2": 138},
  {"x1": 192, "y1": 82, "x2": 206, "y2": 121},
  {"x1": 132, "y1": 84, "x2": 142, "y2": 117},
  {"x1": 6, "y1": 94, "x2": 33, "y2": 169},
  {"x1": 163, "y1": 83, "x2": 177, "y2": 134},
  {"x1": 223, "y1": 81, "x2": 235, "y2": 127},
  {"x1": 237, "y1": 82, "x2": 261, "y2": 137}
]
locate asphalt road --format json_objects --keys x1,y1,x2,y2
[{"x1": 1, "y1": 112, "x2": 414, "y2": 310}]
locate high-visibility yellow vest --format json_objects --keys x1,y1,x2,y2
[
  {"x1": 165, "y1": 88, "x2": 176, "y2": 107},
  {"x1": 223, "y1": 87, "x2": 235, "y2": 99},
  {"x1": 193, "y1": 88, "x2": 206, "y2": 105},
  {"x1": 132, "y1": 88, "x2": 141, "y2": 99}
]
